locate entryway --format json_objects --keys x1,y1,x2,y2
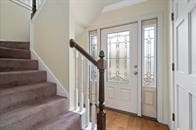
[{"x1": 89, "y1": 17, "x2": 160, "y2": 119}]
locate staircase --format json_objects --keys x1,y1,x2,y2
[{"x1": 0, "y1": 41, "x2": 81, "y2": 130}]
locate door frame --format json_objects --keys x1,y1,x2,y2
[
  {"x1": 87, "y1": 13, "x2": 164, "y2": 124},
  {"x1": 170, "y1": 0, "x2": 175, "y2": 130}
]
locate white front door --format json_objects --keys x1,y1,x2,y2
[
  {"x1": 174, "y1": 0, "x2": 196, "y2": 130},
  {"x1": 101, "y1": 23, "x2": 138, "y2": 113}
]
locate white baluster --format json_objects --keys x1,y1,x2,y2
[
  {"x1": 79, "y1": 54, "x2": 84, "y2": 112},
  {"x1": 91, "y1": 65, "x2": 97, "y2": 129},
  {"x1": 74, "y1": 51, "x2": 79, "y2": 111},
  {"x1": 84, "y1": 61, "x2": 90, "y2": 128}
]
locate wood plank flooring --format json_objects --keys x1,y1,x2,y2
[{"x1": 106, "y1": 110, "x2": 169, "y2": 130}]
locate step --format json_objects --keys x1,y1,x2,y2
[
  {"x1": 34, "y1": 111, "x2": 81, "y2": 130},
  {"x1": 0, "y1": 96, "x2": 69, "y2": 130},
  {"x1": 0, "y1": 41, "x2": 29, "y2": 50},
  {"x1": 0, "y1": 47, "x2": 31, "y2": 59},
  {"x1": 0, "y1": 58, "x2": 38, "y2": 72},
  {"x1": 0, "y1": 82, "x2": 57, "y2": 112},
  {"x1": 0, "y1": 70, "x2": 46, "y2": 87}
]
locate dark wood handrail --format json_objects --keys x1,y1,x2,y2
[
  {"x1": 31, "y1": 0, "x2": 37, "y2": 19},
  {"x1": 70, "y1": 39, "x2": 98, "y2": 67},
  {"x1": 69, "y1": 39, "x2": 106, "y2": 130}
]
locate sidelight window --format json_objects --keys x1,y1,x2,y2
[{"x1": 142, "y1": 19, "x2": 157, "y2": 87}]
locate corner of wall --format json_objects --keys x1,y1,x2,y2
[{"x1": 30, "y1": 0, "x2": 70, "y2": 98}]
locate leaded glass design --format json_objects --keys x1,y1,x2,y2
[
  {"x1": 107, "y1": 31, "x2": 130, "y2": 82},
  {"x1": 89, "y1": 31, "x2": 98, "y2": 81},
  {"x1": 142, "y1": 21, "x2": 157, "y2": 87}
]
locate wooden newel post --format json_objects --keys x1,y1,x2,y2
[
  {"x1": 31, "y1": 0, "x2": 37, "y2": 19},
  {"x1": 97, "y1": 50, "x2": 106, "y2": 130}
]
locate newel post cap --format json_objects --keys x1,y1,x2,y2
[
  {"x1": 99, "y1": 50, "x2": 105, "y2": 59},
  {"x1": 69, "y1": 39, "x2": 76, "y2": 48}
]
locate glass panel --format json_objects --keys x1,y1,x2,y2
[
  {"x1": 89, "y1": 31, "x2": 98, "y2": 81},
  {"x1": 107, "y1": 31, "x2": 130, "y2": 82},
  {"x1": 142, "y1": 19, "x2": 157, "y2": 88}
]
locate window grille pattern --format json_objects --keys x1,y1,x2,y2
[
  {"x1": 143, "y1": 23, "x2": 157, "y2": 87},
  {"x1": 107, "y1": 31, "x2": 130, "y2": 82}
]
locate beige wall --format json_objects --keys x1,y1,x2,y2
[
  {"x1": 33, "y1": 0, "x2": 70, "y2": 92},
  {"x1": 77, "y1": 0, "x2": 170, "y2": 124},
  {"x1": 0, "y1": 0, "x2": 31, "y2": 41},
  {"x1": 68, "y1": 0, "x2": 76, "y2": 109}
]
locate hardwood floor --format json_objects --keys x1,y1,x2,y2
[{"x1": 106, "y1": 110, "x2": 169, "y2": 130}]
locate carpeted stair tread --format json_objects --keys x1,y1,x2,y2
[
  {"x1": 0, "y1": 82, "x2": 57, "y2": 112},
  {"x1": 0, "y1": 47, "x2": 31, "y2": 59},
  {"x1": 0, "y1": 82, "x2": 55, "y2": 96},
  {"x1": 0, "y1": 70, "x2": 46, "y2": 87},
  {"x1": 0, "y1": 96, "x2": 69, "y2": 130},
  {"x1": 0, "y1": 41, "x2": 29, "y2": 50},
  {"x1": 34, "y1": 111, "x2": 81, "y2": 130},
  {"x1": 0, "y1": 41, "x2": 80, "y2": 129},
  {"x1": 0, "y1": 58, "x2": 38, "y2": 72}
]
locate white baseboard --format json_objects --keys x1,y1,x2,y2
[{"x1": 31, "y1": 50, "x2": 68, "y2": 97}]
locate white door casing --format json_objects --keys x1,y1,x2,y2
[
  {"x1": 101, "y1": 23, "x2": 138, "y2": 113},
  {"x1": 174, "y1": 0, "x2": 196, "y2": 130}
]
